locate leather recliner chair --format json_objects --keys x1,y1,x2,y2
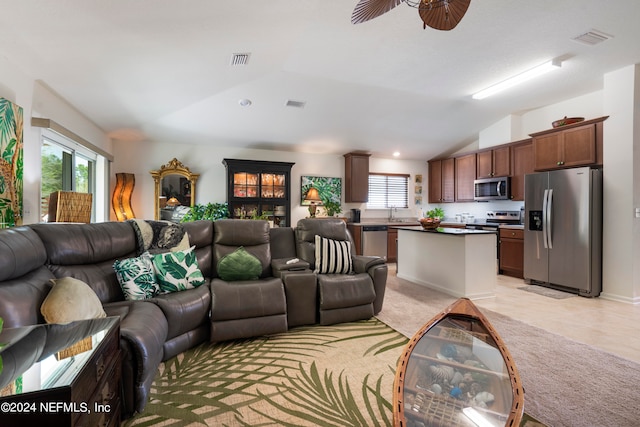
[
  {"x1": 209, "y1": 219, "x2": 288, "y2": 342},
  {"x1": 295, "y1": 218, "x2": 387, "y2": 325}
]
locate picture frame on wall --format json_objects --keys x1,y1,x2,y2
[{"x1": 301, "y1": 176, "x2": 342, "y2": 206}]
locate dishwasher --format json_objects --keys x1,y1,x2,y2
[{"x1": 361, "y1": 225, "x2": 388, "y2": 260}]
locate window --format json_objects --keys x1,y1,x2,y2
[
  {"x1": 367, "y1": 173, "x2": 409, "y2": 209},
  {"x1": 40, "y1": 132, "x2": 97, "y2": 221}
]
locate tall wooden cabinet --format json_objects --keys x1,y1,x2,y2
[
  {"x1": 428, "y1": 158, "x2": 454, "y2": 203},
  {"x1": 223, "y1": 159, "x2": 295, "y2": 227},
  {"x1": 344, "y1": 153, "x2": 370, "y2": 203},
  {"x1": 454, "y1": 153, "x2": 476, "y2": 202},
  {"x1": 509, "y1": 139, "x2": 534, "y2": 201}
]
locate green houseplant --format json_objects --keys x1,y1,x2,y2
[
  {"x1": 322, "y1": 200, "x2": 342, "y2": 217},
  {"x1": 181, "y1": 202, "x2": 229, "y2": 222}
]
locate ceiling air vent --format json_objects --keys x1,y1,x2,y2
[
  {"x1": 571, "y1": 29, "x2": 612, "y2": 46},
  {"x1": 285, "y1": 100, "x2": 306, "y2": 108},
  {"x1": 230, "y1": 53, "x2": 250, "y2": 66}
]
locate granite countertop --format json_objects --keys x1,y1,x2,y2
[
  {"x1": 391, "y1": 225, "x2": 496, "y2": 235},
  {"x1": 348, "y1": 218, "x2": 420, "y2": 226}
]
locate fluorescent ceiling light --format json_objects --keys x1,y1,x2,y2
[{"x1": 472, "y1": 59, "x2": 562, "y2": 100}]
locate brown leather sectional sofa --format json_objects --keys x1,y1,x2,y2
[{"x1": 0, "y1": 218, "x2": 387, "y2": 418}]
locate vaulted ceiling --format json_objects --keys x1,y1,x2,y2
[{"x1": 1, "y1": 0, "x2": 638, "y2": 160}]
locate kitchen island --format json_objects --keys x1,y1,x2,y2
[{"x1": 394, "y1": 226, "x2": 497, "y2": 299}]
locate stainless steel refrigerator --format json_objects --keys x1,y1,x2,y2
[{"x1": 523, "y1": 167, "x2": 602, "y2": 296}]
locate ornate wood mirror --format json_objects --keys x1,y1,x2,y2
[{"x1": 150, "y1": 158, "x2": 199, "y2": 221}]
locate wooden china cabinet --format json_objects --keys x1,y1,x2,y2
[{"x1": 223, "y1": 159, "x2": 295, "y2": 227}]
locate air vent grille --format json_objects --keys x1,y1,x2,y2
[
  {"x1": 572, "y1": 29, "x2": 612, "y2": 46},
  {"x1": 285, "y1": 100, "x2": 306, "y2": 108},
  {"x1": 230, "y1": 53, "x2": 250, "y2": 66}
]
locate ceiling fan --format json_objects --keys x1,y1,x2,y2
[{"x1": 351, "y1": 0, "x2": 471, "y2": 31}]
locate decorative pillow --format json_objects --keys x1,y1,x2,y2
[
  {"x1": 217, "y1": 246, "x2": 263, "y2": 281},
  {"x1": 150, "y1": 246, "x2": 205, "y2": 293},
  {"x1": 41, "y1": 277, "x2": 107, "y2": 324},
  {"x1": 314, "y1": 235, "x2": 353, "y2": 274},
  {"x1": 113, "y1": 253, "x2": 160, "y2": 300}
]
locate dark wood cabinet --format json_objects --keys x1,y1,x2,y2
[
  {"x1": 428, "y1": 158, "x2": 454, "y2": 203},
  {"x1": 223, "y1": 159, "x2": 295, "y2": 227},
  {"x1": 344, "y1": 153, "x2": 370, "y2": 203},
  {"x1": 347, "y1": 224, "x2": 363, "y2": 255},
  {"x1": 387, "y1": 228, "x2": 398, "y2": 262},
  {"x1": 477, "y1": 146, "x2": 510, "y2": 178},
  {"x1": 509, "y1": 139, "x2": 534, "y2": 201},
  {"x1": 531, "y1": 116, "x2": 607, "y2": 171},
  {"x1": 499, "y1": 228, "x2": 524, "y2": 278},
  {"x1": 454, "y1": 153, "x2": 476, "y2": 202}
]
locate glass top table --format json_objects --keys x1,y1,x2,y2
[
  {"x1": 393, "y1": 299, "x2": 524, "y2": 427},
  {"x1": 0, "y1": 317, "x2": 119, "y2": 396}
]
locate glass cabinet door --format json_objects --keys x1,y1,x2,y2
[{"x1": 233, "y1": 172, "x2": 259, "y2": 198}]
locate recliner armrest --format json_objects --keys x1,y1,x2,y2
[
  {"x1": 271, "y1": 257, "x2": 311, "y2": 278},
  {"x1": 352, "y1": 255, "x2": 386, "y2": 274}
]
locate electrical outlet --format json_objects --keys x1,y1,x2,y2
[{"x1": 636, "y1": 207, "x2": 640, "y2": 218}]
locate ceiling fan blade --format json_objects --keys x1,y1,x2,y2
[
  {"x1": 419, "y1": 0, "x2": 471, "y2": 30},
  {"x1": 351, "y1": 0, "x2": 405, "y2": 24}
]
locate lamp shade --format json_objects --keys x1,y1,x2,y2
[
  {"x1": 304, "y1": 187, "x2": 322, "y2": 202},
  {"x1": 166, "y1": 197, "x2": 180, "y2": 207},
  {"x1": 112, "y1": 173, "x2": 135, "y2": 221}
]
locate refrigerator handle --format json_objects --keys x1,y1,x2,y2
[
  {"x1": 547, "y1": 189, "x2": 553, "y2": 249},
  {"x1": 542, "y1": 189, "x2": 549, "y2": 249}
]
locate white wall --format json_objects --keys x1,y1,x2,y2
[
  {"x1": 0, "y1": 58, "x2": 112, "y2": 225},
  {"x1": 601, "y1": 65, "x2": 639, "y2": 302},
  {"x1": 112, "y1": 142, "x2": 433, "y2": 225}
]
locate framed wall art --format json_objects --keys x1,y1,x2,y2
[
  {"x1": 300, "y1": 176, "x2": 341, "y2": 206},
  {"x1": 0, "y1": 98, "x2": 24, "y2": 228}
]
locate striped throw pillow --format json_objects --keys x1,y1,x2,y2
[{"x1": 314, "y1": 235, "x2": 353, "y2": 274}]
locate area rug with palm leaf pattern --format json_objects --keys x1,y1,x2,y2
[{"x1": 123, "y1": 319, "x2": 408, "y2": 427}]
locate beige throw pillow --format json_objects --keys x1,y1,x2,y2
[{"x1": 41, "y1": 277, "x2": 107, "y2": 324}]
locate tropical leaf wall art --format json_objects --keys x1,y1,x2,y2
[
  {"x1": 301, "y1": 176, "x2": 342, "y2": 206},
  {"x1": 0, "y1": 98, "x2": 24, "y2": 228}
]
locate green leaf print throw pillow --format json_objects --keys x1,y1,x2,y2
[
  {"x1": 113, "y1": 253, "x2": 159, "y2": 300},
  {"x1": 151, "y1": 246, "x2": 205, "y2": 293},
  {"x1": 217, "y1": 246, "x2": 262, "y2": 281}
]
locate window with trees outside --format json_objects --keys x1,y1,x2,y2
[
  {"x1": 41, "y1": 133, "x2": 97, "y2": 222},
  {"x1": 367, "y1": 173, "x2": 409, "y2": 209}
]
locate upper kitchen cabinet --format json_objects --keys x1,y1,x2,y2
[
  {"x1": 530, "y1": 116, "x2": 607, "y2": 171},
  {"x1": 476, "y1": 146, "x2": 511, "y2": 178},
  {"x1": 344, "y1": 152, "x2": 370, "y2": 203},
  {"x1": 455, "y1": 153, "x2": 476, "y2": 202},
  {"x1": 428, "y1": 158, "x2": 454, "y2": 203},
  {"x1": 509, "y1": 139, "x2": 534, "y2": 201}
]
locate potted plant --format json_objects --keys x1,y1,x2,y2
[
  {"x1": 322, "y1": 200, "x2": 342, "y2": 217},
  {"x1": 180, "y1": 202, "x2": 229, "y2": 222},
  {"x1": 420, "y1": 207, "x2": 445, "y2": 229}
]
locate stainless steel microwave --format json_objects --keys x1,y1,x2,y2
[{"x1": 474, "y1": 176, "x2": 510, "y2": 201}]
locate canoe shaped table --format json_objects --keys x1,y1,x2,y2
[{"x1": 393, "y1": 298, "x2": 524, "y2": 427}]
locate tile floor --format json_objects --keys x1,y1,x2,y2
[{"x1": 470, "y1": 274, "x2": 640, "y2": 363}]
